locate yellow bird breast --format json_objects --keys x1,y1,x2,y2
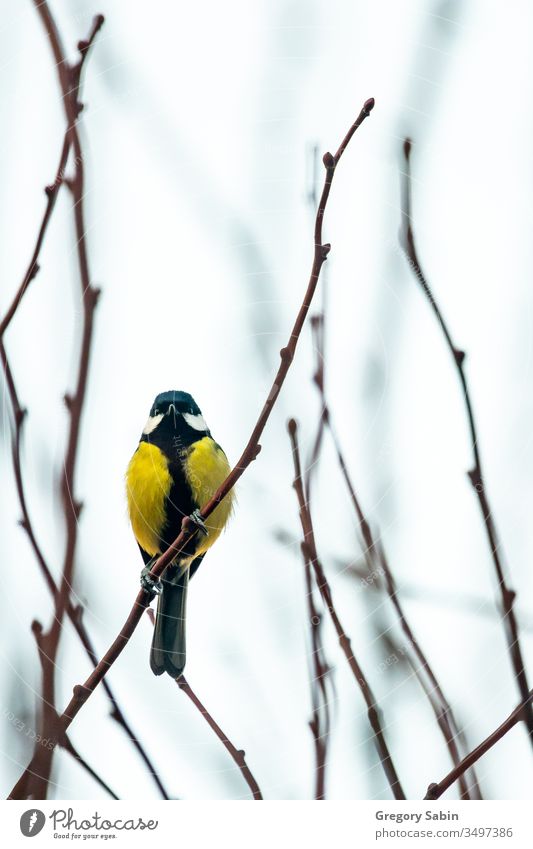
[
  {"x1": 126, "y1": 436, "x2": 234, "y2": 560},
  {"x1": 126, "y1": 442, "x2": 172, "y2": 557},
  {"x1": 184, "y1": 437, "x2": 234, "y2": 557}
]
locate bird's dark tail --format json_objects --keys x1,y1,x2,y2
[{"x1": 150, "y1": 569, "x2": 189, "y2": 678}]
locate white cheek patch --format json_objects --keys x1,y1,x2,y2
[
  {"x1": 183, "y1": 412, "x2": 208, "y2": 431},
  {"x1": 142, "y1": 413, "x2": 164, "y2": 435}
]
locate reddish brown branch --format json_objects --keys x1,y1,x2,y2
[
  {"x1": 0, "y1": 136, "x2": 70, "y2": 336},
  {"x1": 302, "y1": 551, "x2": 332, "y2": 801},
  {"x1": 1, "y1": 342, "x2": 169, "y2": 799},
  {"x1": 301, "y1": 515, "x2": 332, "y2": 799},
  {"x1": 17, "y1": 5, "x2": 101, "y2": 800},
  {"x1": 145, "y1": 609, "x2": 259, "y2": 798},
  {"x1": 307, "y1": 295, "x2": 480, "y2": 797},
  {"x1": 304, "y1": 318, "x2": 334, "y2": 801},
  {"x1": 0, "y1": 10, "x2": 169, "y2": 800},
  {"x1": 375, "y1": 542, "x2": 482, "y2": 800},
  {"x1": 288, "y1": 419, "x2": 405, "y2": 800},
  {"x1": 425, "y1": 689, "x2": 533, "y2": 799},
  {"x1": 176, "y1": 676, "x2": 263, "y2": 800},
  {"x1": 78, "y1": 622, "x2": 170, "y2": 799},
  {"x1": 11, "y1": 724, "x2": 119, "y2": 801},
  {"x1": 0, "y1": 2, "x2": 102, "y2": 336},
  {"x1": 20, "y1": 4, "x2": 105, "y2": 800},
  {"x1": 301, "y1": 154, "x2": 334, "y2": 800},
  {"x1": 308, "y1": 318, "x2": 481, "y2": 798},
  {"x1": 400, "y1": 138, "x2": 533, "y2": 744},
  {"x1": 8, "y1": 98, "x2": 374, "y2": 800}
]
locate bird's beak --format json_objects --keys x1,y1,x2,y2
[{"x1": 167, "y1": 403, "x2": 179, "y2": 426}]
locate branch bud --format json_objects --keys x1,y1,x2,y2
[
  {"x1": 31, "y1": 620, "x2": 43, "y2": 637},
  {"x1": 15, "y1": 406, "x2": 27, "y2": 426},
  {"x1": 72, "y1": 604, "x2": 84, "y2": 625},
  {"x1": 88, "y1": 286, "x2": 102, "y2": 307}
]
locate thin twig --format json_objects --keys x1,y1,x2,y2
[
  {"x1": 301, "y1": 145, "x2": 334, "y2": 801},
  {"x1": 375, "y1": 542, "x2": 482, "y2": 799},
  {"x1": 302, "y1": 544, "x2": 332, "y2": 801},
  {"x1": 0, "y1": 135, "x2": 70, "y2": 336},
  {"x1": 424, "y1": 689, "x2": 533, "y2": 800},
  {"x1": 145, "y1": 608, "x2": 259, "y2": 799},
  {"x1": 308, "y1": 319, "x2": 481, "y2": 798},
  {"x1": 60, "y1": 734, "x2": 119, "y2": 800},
  {"x1": 288, "y1": 419, "x2": 405, "y2": 800},
  {"x1": 176, "y1": 676, "x2": 263, "y2": 800},
  {"x1": 400, "y1": 138, "x2": 533, "y2": 744},
  {"x1": 0, "y1": 0, "x2": 100, "y2": 335},
  {"x1": 8, "y1": 97, "x2": 375, "y2": 800},
  {"x1": 12, "y1": 727, "x2": 119, "y2": 801}
]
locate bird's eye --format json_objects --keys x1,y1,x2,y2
[{"x1": 153, "y1": 409, "x2": 159, "y2": 416}]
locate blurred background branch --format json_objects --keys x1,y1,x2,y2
[
  {"x1": 306, "y1": 299, "x2": 481, "y2": 799},
  {"x1": 288, "y1": 418, "x2": 405, "y2": 799},
  {"x1": 400, "y1": 137, "x2": 533, "y2": 745}
]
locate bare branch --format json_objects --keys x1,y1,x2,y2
[
  {"x1": 302, "y1": 543, "x2": 332, "y2": 801},
  {"x1": 176, "y1": 677, "x2": 263, "y2": 800},
  {"x1": 288, "y1": 419, "x2": 405, "y2": 800},
  {"x1": 425, "y1": 690, "x2": 533, "y2": 800},
  {"x1": 375, "y1": 541, "x2": 482, "y2": 799},
  {"x1": 19, "y1": 3, "x2": 104, "y2": 799},
  {"x1": 0, "y1": 134, "x2": 69, "y2": 336},
  {"x1": 308, "y1": 320, "x2": 481, "y2": 797},
  {"x1": 400, "y1": 138, "x2": 533, "y2": 744},
  {"x1": 301, "y1": 148, "x2": 334, "y2": 801}
]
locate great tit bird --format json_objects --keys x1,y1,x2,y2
[{"x1": 125, "y1": 391, "x2": 233, "y2": 678}]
